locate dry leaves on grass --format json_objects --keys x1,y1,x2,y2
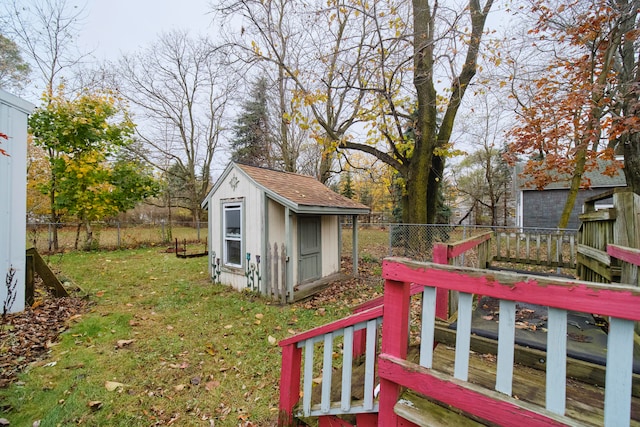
[{"x1": 0, "y1": 294, "x2": 88, "y2": 388}]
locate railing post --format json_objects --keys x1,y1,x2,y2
[
  {"x1": 378, "y1": 277, "x2": 411, "y2": 426},
  {"x1": 278, "y1": 343, "x2": 302, "y2": 426},
  {"x1": 433, "y1": 243, "x2": 450, "y2": 319}
]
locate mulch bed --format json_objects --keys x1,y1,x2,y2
[{"x1": 0, "y1": 282, "x2": 89, "y2": 388}]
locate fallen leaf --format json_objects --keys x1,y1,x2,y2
[
  {"x1": 267, "y1": 336, "x2": 277, "y2": 346},
  {"x1": 116, "y1": 339, "x2": 135, "y2": 348},
  {"x1": 224, "y1": 324, "x2": 233, "y2": 329},
  {"x1": 87, "y1": 400, "x2": 103, "y2": 410},
  {"x1": 205, "y1": 380, "x2": 220, "y2": 391},
  {"x1": 205, "y1": 343, "x2": 216, "y2": 356},
  {"x1": 174, "y1": 384, "x2": 186, "y2": 392},
  {"x1": 255, "y1": 313, "x2": 264, "y2": 320},
  {"x1": 191, "y1": 376, "x2": 201, "y2": 385},
  {"x1": 96, "y1": 291, "x2": 105, "y2": 297},
  {"x1": 105, "y1": 381, "x2": 125, "y2": 391}
]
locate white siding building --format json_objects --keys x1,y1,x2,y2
[
  {"x1": 202, "y1": 162, "x2": 370, "y2": 302},
  {"x1": 0, "y1": 90, "x2": 35, "y2": 314}
]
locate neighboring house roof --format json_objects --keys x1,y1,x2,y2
[
  {"x1": 515, "y1": 160, "x2": 626, "y2": 190},
  {"x1": 202, "y1": 162, "x2": 371, "y2": 215}
]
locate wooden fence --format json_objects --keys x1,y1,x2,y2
[
  {"x1": 577, "y1": 189, "x2": 640, "y2": 283},
  {"x1": 493, "y1": 228, "x2": 576, "y2": 269}
]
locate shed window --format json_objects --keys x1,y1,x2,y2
[{"x1": 223, "y1": 204, "x2": 242, "y2": 267}]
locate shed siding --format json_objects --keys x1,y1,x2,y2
[
  {"x1": 208, "y1": 167, "x2": 264, "y2": 291},
  {"x1": 321, "y1": 216, "x2": 339, "y2": 276},
  {"x1": 523, "y1": 188, "x2": 615, "y2": 229},
  {"x1": 0, "y1": 91, "x2": 33, "y2": 313}
]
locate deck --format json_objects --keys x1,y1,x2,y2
[{"x1": 278, "y1": 234, "x2": 640, "y2": 426}]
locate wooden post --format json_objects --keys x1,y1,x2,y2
[
  {"x1": 433, "y1": 243, "x2": 450, "y2": 320},
  {"x1": 378, "y1": 277, "x2": 411, "y2": 426},
  {"x1": 352, "y1": 215, "x2": 359, "y2": 278},
  {"x1": 25, "y1": 252, "x2": 35, "y2": 306},
  {"x1": 273, "y1": 243, "x2": 279, "y2": 301},
  {"x1": 613, "y1": 190, "x2": 640, "y2": 284},
  {"x1": 278, "y1": 343, "x2": 303, "y2": 427}
]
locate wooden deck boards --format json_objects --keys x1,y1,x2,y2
[
  {"x1": 428, "y1": 344, "x2": 640, "y2": 426},
  {"x1": 306, "y1": 343, "x2": 639, "y2": 426}
]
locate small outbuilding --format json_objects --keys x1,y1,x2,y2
[
  {"x1": 0, "y1": 89, "x2": 35, "y2": 314},
  {"x1": 514, "y1": 160, "x2": 627, "y2": 230},
  {"x1": 201, "y1": 162, "x2": 370, "y2": 302}
]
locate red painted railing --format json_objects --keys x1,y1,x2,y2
[
  {"x1": 378, "y1": 258, "x2": 640, "y2": 426},
  {"x1": 278, "y1": 233, "x2": 492, "y2": 426}
]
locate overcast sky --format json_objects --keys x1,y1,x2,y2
[{"x1": 79, "y1": 0, "x2": 215, "y2": 60}]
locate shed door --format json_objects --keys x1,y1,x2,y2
[{"x1": 299, "y1": 216, "x2": 321, "y2": 283}]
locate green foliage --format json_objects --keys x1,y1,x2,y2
[
  {"x1": 28, "y1": 88, "x2": 158, "y2": 226},
  {"x1": 340, "y1": 171, "x2": 355, "y2": 199},
  {"x1": 0, "y1": 33, "x2": 30, "y2": 91},
  {"x1": 230, "y1": 77, "x2": 272, "y2": 167}
]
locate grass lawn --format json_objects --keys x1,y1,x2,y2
[{"x1": 0, "y1": 249, "x2": 363, "y2": 426}]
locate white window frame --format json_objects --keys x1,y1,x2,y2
[{"x1": 223, "y1": 203, "x2": 243, "y2": 267}]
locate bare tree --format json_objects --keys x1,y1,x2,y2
[
  {"x1": 1, "y1": 0, "x2": 88, "y2": 98},
  {"x1": 113, "y1": 30, "x2": 230, "y2": 224},
  {"x1": 218, "y1": 0, "x2": 495, "y2": 222},
  {"x1": 216, "y1": 0, "x2": 376, "y2": 181}
]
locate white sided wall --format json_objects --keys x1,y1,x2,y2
[
  {"x1": 207, "y1": 166, "x2": 265, "y2": 291},
  {"x1": 321, "y1": 216, "x2": 340, "y2": 276},
  {"x1": 0, "y1": 90, "x2": 34, "y2": 314}
]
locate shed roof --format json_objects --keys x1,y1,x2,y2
[
  {"x1": 515, "y1": 160, "x2": 626, "y2": 191},
  {"x1": 203, "y1": 162, "x2": 370, "y2": 215}
]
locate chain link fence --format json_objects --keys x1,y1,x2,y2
[
  {"x1": 344, "y1": 223, "x2": 578, "y2": 271},
  {"x1": 26, "y1": 221, "x2": 207, "y2": 254}
]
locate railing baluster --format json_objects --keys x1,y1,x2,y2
[
  {"x1": 341, "y1": 326, "x2": 354, "y2": 411},
  {"x1": 321, "y1": 333, "x2": 334, "y2": 413},
  {"x1": 364, "y1": 319, "x2": 377, "y2": 410},
  {"x1": 454, "y1": 292, "x2": 473, "y2": 381},
  {"x1": 303, "y1": 340, "x2": 314, "y2": 416},
  {"x1": 496, "y1": 300, "x2": 515, "y2": 396},
  {"x1": 546, "y1": 308, "x2": 567, "y2": 415},
  {"x1": 604, "y1": 317, "x2": 634, "y2": 426},
  {"x1": 420, "y1": 286, "x2": 437, "y2": 368}
]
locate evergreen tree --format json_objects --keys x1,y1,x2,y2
[
  {"x1": 230, "y1": 77, "x2": 272, "y2": 167},
  {"x1": 340, "y1": 171, "x2": 355, "y2": 199}
]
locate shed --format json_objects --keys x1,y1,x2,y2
[
  {"x1": 201, "y1": 162, "x2": 370, "y2": 302},
  {"x1": 0, "y1": 90, "x2": 35, "y2": 314},
  {"x1": 514, "y1": 161, "x2": 626, "y2": 230}
]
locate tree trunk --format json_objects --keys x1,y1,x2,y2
[
  {"x1": 84, "y1": 222, "x2": 93, "y2": 251},
  {"x1": 74, "y1": 223, "x2": 81, "y2": 250},
  {"x1": 623, "y1": 136, "x2": 640, "y2": 195},
  {"x1": 557, "y1": 145, "x2": 588, "y2": 229},
  {"x1": 408, "y1": 0, "x2": 492, "y2": 225}
]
